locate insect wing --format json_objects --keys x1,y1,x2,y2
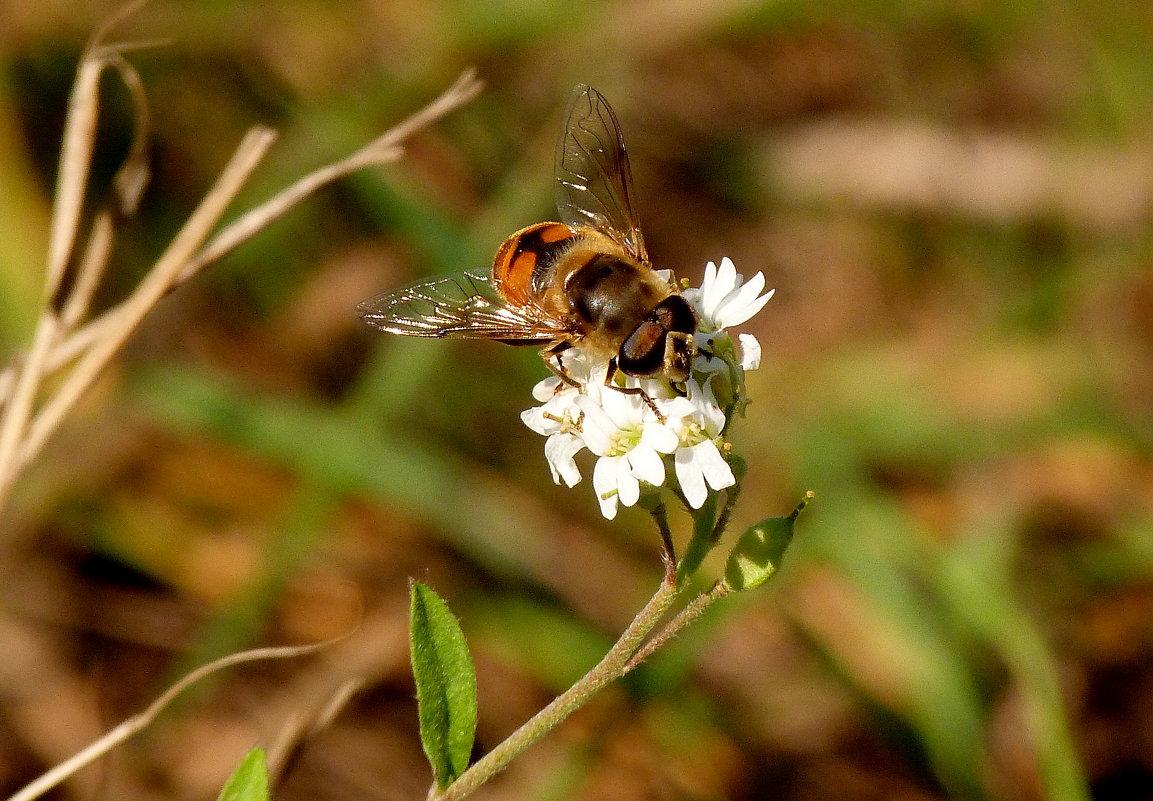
[
  {"x1": 357, "y1": 271, "x2": 568, "y2": 341},
  {"x1": 554, "y1": 84, "x2": 649, "y2": 263}
]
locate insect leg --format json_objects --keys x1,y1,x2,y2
[
  {"x1": 603, "y1": 359, "x2": 666, "y2": 423},
  {"x1": 540, "y1": 342, "x2": 583, "y2": 390}
]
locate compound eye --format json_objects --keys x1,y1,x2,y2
[
  {"x1": 618, "y1": 320, "x2": 667, "y2": 377},
  {"x1": 653, "y1": 295, "x2": 697, "y2": 336}
]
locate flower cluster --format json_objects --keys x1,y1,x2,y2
[{"x1": 521, "y1": 258, "x2": 773, "y2": 519}]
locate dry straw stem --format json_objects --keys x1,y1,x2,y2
[
  {"x1": 0, "y1": 69, "x2": 483, "y2": 410},
  {"x1": 0, "y1": 25, "x2": 483, "y2": 513},
  {"x1": 5, "y1": 642, "x2": 334, "y2": 801},
  {"x1": 0, "y1": 118, "x2": 276, "y2": 509},
  {"x1": 16, "y1": 125, "x2": 278, "y2": 474},
  {"x1": 0, "y1": 21, "x2": 147, "y2": 514},
  {"x1": 265, "y1": 677, "x2": 366, "y2": 786}
]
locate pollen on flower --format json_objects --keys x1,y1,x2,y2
[
  {"x1": 520, "y1": 257, "x2": 773, "y2": 519},
  {"x1": 543, "y1": 409, "x2": 582, "y2": 435},
  {"x1": 606, "y1": 427, "x2": 642, "y2": 458},
  {"x1": 677, "y1": 418, "x2": 707, "y2": 447}
]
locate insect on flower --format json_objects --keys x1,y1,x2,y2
[{"x1": 356, "y1": 84, "x2": 698, "y2": 404}]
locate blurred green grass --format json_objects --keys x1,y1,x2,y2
[{"x1": 4, "y1": 1, "x2": 1153, "y2": 799}]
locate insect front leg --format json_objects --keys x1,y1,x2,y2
[
  {"x1": 662, "y1": 330, "x2": 698, "y2": 384},
  {"x1": 604, "y1": 359, "x2": 666, "y2": 423},
  {"x1": 539, "y1": 342, "x2": 583, "y2": 391}
]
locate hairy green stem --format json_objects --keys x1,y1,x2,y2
[
  {"x1": 431, "y1": 577, "x2": 682, "y2": 801},
  {"x1": 429, "y1": 470, "x2": 756, "y2": 800},
  {"x1": 625, "y1": 581, "x2": 731, "y2": 670}
]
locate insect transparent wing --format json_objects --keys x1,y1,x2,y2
[
  {"x1": 357, "y1": 271, "x2": 568, "y2": 341},
  {"x1": 554, "y1": 84, "x2": 649, "y2": 263}
]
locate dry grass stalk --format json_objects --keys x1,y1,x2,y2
[
  {"x1": 0, "y1": 14, "x2": 483, "y2": 515},
  {"x1": 6, "y1": 641, "x2": 337, "y2": 801},
  {"x1": 0, "y1": 8, "x2": 482, "y2": 799}
]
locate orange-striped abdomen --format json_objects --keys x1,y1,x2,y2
[{"x1": 492, "y1": 222, "x2": 574, "y2": 307}]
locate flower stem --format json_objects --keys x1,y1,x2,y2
[
  {"x1": 709, "y1": 477, "x2": 742, "y2": 546},
  {"x1": 647, "y1": 502, "x2": 677, "y2": 582},
  {"x1": 625, "y1": 581, "x2": 730, "y2": 670},
  {"x1": 431, "y1": 578, "x2": 682, "y2": 801}
]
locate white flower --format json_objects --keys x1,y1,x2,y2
[
  {"x1": 576, "y1": 384, "x2": 679, "y2": 519},
  {"x1": 689, "y1": 257, "x2": 774, "y2": 333},
  {"x1": 518, "y1": 257, "x2": 771, "y2": 519},
  {"x1": 663, "y1": 380, "x2": 735, "y2": 508},
  {"x1": 520, "y1": 385, "x2": 584, "y2": 487},
  {"x1": 684, "y1": 257, "x2": 772, "y2": 383},
  {"x1": 675, "y1": 443, "x2": 734, "y2": 508}
]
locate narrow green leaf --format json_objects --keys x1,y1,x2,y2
[
  {"x1": 723, "y1": 492, "x2": 813, "y2": 591},
  {"x1": 215, "y1": 747, "x2": 269, "y2": 801},
  {"x1": 410, "y1": 581, "x2": 478, "y2": 789}
]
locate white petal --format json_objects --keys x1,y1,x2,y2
[
  {"x1": 683, "y1": 379, "x2": 725, "y2": 435},
  {"x1": 734, "y1": 269, "x2": 766, "y2": 303},
  {"x1": 564, "y1": 350, "x2": 601, "y2": 385},
  {"x1": 664, "y1": 396, "x2": 698, "y2": 416},
  {"x1": 592, "y1": 454, "x2": 617, "y2": 492},
  {"x1": 636, "y1": 376, "x2": 675, "y2": 402},
  {"x1": 675, "y1": 448, "x2": 707, "y2": 509},
  {"x1": 596, "y1": 494, "x2": 617, "y2": 519},
  {"x1": 575, "y1": 395, "x2": 617, "y2": 455},
  {"x1": 717, "y1": 273, "x2": 768, "y2": 327},
  {"x1": 738, "y1": 333, "x2": 762, "y2": 371},
  {"x1": 545, "y1": 434, "x2": 583, "y2": 487},
  {"x1": 616, "y1": 468, "x2": 640, "y2": 508},
  {"x1": 592, "y1": 456, "x2": 621, "y2": 519},
  {"x1": 657, "y1": 396, "x2": 696, "y2": 426},
  {"x1": 716, "y1": 257, "x2": 738, "y2": 290},
  {"x1": 583, "y1": 362, "x2": 609, "y2": 390},
  {"x1": 520, "y1": 406, "x2": 553, "y2": 436},
  {"x1": 626, "y1": 445, "x2": 665, "y2": 486},
  {"x1": 697, "y1": 261, "x2": 721, "y2": 319},
  {"x1": 722, "y1": 285, "x2": 774, "y2": 328},
  {"x1": 641, "y1": 422, "x2": 679, "y2": 454},
  {"x1": 532, "y1": 376, "x2": 562, "y2": 402},
  {"x1": 702, "y1": 260, "x2": 718, "y2": 293},
  {"x1": 695, "y1": 440, "x2": 736, "y2": 491},
  {"x1": 599, "y1": 386, "x2": 643, "y2": 428},
  {"x1": 704, "y1": 259, "x2": 739, "y2": 320}
]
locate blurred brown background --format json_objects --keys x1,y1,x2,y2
[{"x1": 2, "y1": 1, "x2": 1152, "y2": 799}]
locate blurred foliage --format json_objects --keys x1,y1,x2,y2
[{"x1": 3, "y1": 1, "x2": 1153, "y2": 800}]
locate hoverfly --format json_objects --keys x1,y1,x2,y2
[{"x1": 357, "y1": 84, "x2": 697, "y2": 399}]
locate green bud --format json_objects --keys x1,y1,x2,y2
[{"x1": 723, "y1": 492, "x2": 813, "y2": 591}]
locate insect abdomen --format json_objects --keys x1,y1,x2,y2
[{"x1": 492, "y1": 222, "x2": 575, "y2": 307}]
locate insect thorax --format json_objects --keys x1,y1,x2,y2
[{"x1": 563, "y1": 253, "x2": 668, "y2": 342}]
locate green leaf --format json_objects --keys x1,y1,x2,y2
[
  {"x1": 215, "y1": 747, "x2": 269, "y2": 801},
  {"x1": 723, "y1": 492, "x2": 813, "y2": 591},
  {"x1": 410, "y1": 581, "x2": 478, "y2": 789}
]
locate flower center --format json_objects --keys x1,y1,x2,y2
[
  {"x1": 606, "y1": 426, "x2": 642, "y2": 457},
  {"x1": 678, "y1": 417, "x2": 708, "y2": 447},
  {"x1": 544, "y1": 409, "x2": 583, "y2": 435}
]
